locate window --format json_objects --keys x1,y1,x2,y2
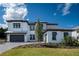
[
  {"x1": 64, "y1": 32, "x2": 69, "y2": 37},
  {"x1": 52, "y1": 32, "x2": 57, "y2": 40},
  {"x1": 30, "y1": 34, "x2": 35, "y2": 40},
  {"x1": 13, "y1": 23, "x2": 20, "y2": 28},
  {"x1": 30, "y1": 25, "x2": 35, "y2": 31}
]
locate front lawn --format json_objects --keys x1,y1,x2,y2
[{"x1": 1, "y1": 48, "x2": 79, "y2": 56}]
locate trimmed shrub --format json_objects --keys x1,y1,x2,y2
[{"x1": 63, "y1": 36, "x2": 79, "y2": 46}]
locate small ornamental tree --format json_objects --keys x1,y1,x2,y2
[{"x1": 35, "y1": 19, "x2": 43, "y2": 42}]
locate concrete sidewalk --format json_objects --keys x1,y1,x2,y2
[{"x1": 0, "y1": 42, "x2": 44, "y2": 54}]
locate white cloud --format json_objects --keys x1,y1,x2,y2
[
  {"x1": 27, "y1": 19, "x2": 29, "y2": 20},
  {"x1": 0, "y1": 24, "x2": 8, "y2": 29},
  {"x1": 0, "y1": 3, "x2": 28, "y2": 23},
  {"x1": 54, "y1": 3, "x2": 72, "y2": 16},
  {"x1": 53, "y1": 4, "x2": 63, "y2": 16},
  {"x1": 62, "y1": 3, "x2": 72, "y2": 16},
  {"x1": 57, "y1": 4, "x2": 63, "y2": 11}
]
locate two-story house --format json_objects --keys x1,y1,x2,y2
[{"x1": 6, "y1": 20, "x2": 77, "y2": 43}]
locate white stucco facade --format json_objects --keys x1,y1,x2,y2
[
  {"x1": 8, "y1": 22, "x2": 29, "y2": 32},
  {"x1": 6, "y1": 20, "x2": 78, "y2": 43},
  {"x1": 43, "y1": 31, "x2": 64, "y2": 43},
  {"x1": 43, "y1": 31, "x2": 73, "y2": 43}
]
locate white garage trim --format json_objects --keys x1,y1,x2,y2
[{"x1": 7, "y1": 33, "x2": 27, "y2": 42}]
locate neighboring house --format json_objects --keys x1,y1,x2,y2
[{"x1": 5, "y1": 20, "x2": 78, "y2": 43}]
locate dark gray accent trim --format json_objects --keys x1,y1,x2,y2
[
  {"x1": 46, "y1": 29, "x2": 75, "y2": 31},
  {"x1": 47, "y1": 23, "x2": 58, "y2": 25},
  {"x1": 43, "y1": 29, "x2": 75, "y2": 33},
  {"x1": 7, "y1": 20, "x2": 58, "y2": 25},
  {"x1": 6, "y1": 20, "x2": 28, "y2": 22}
]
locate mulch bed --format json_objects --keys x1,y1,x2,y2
[
  {"x1": 14, "y1": 43, "x2": 79, "y2": 49},
  {"x1": 16, "y1": 44, "x2": 47, "y2": 48}
]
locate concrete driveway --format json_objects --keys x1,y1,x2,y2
[{"x1": 0, "y1": 42, "x2": 43, "y2": 54}]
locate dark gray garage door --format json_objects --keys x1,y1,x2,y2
[{"x1": 10, "y1": 35, "x2": 24, "y2": 42}]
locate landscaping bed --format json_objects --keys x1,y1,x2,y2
[
  {"x1": 15, "y1": 43, "x2": 47, "y2": 48},
  {"x1": 15, "y1": 43, "x2": 79, "y2": 49}
]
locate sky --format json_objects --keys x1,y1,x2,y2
[{"x1": 0, "y1": 3, "x2": 79, "y2": 28}]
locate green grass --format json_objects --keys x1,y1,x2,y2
[{"x1": 1, "y1": 48, "x2": 79, "y2": 56}]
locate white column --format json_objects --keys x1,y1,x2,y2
[
  {"x1": 24, "y1": 34, "x2": 27, "y2": 42},
  {"x1": 7, "y1": 34, "x2": 10, "y2": 42}
]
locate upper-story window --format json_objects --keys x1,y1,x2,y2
[
  {"x1": 30, "y1": 25, "x2": 35, "y2": 31},
  {"x1": 52, "y1": 32, "x2": 57, "y2": 40},
  {"x1": 13, "y1": 23, "x2": 21, "y2": 28}
]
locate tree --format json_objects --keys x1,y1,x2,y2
[
  {"x1": 0, "y1": 27, "x2": 7, "y2": 39},
  {"x1": 35, "y1": 19, "x2": 43, "y2": 42}
]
